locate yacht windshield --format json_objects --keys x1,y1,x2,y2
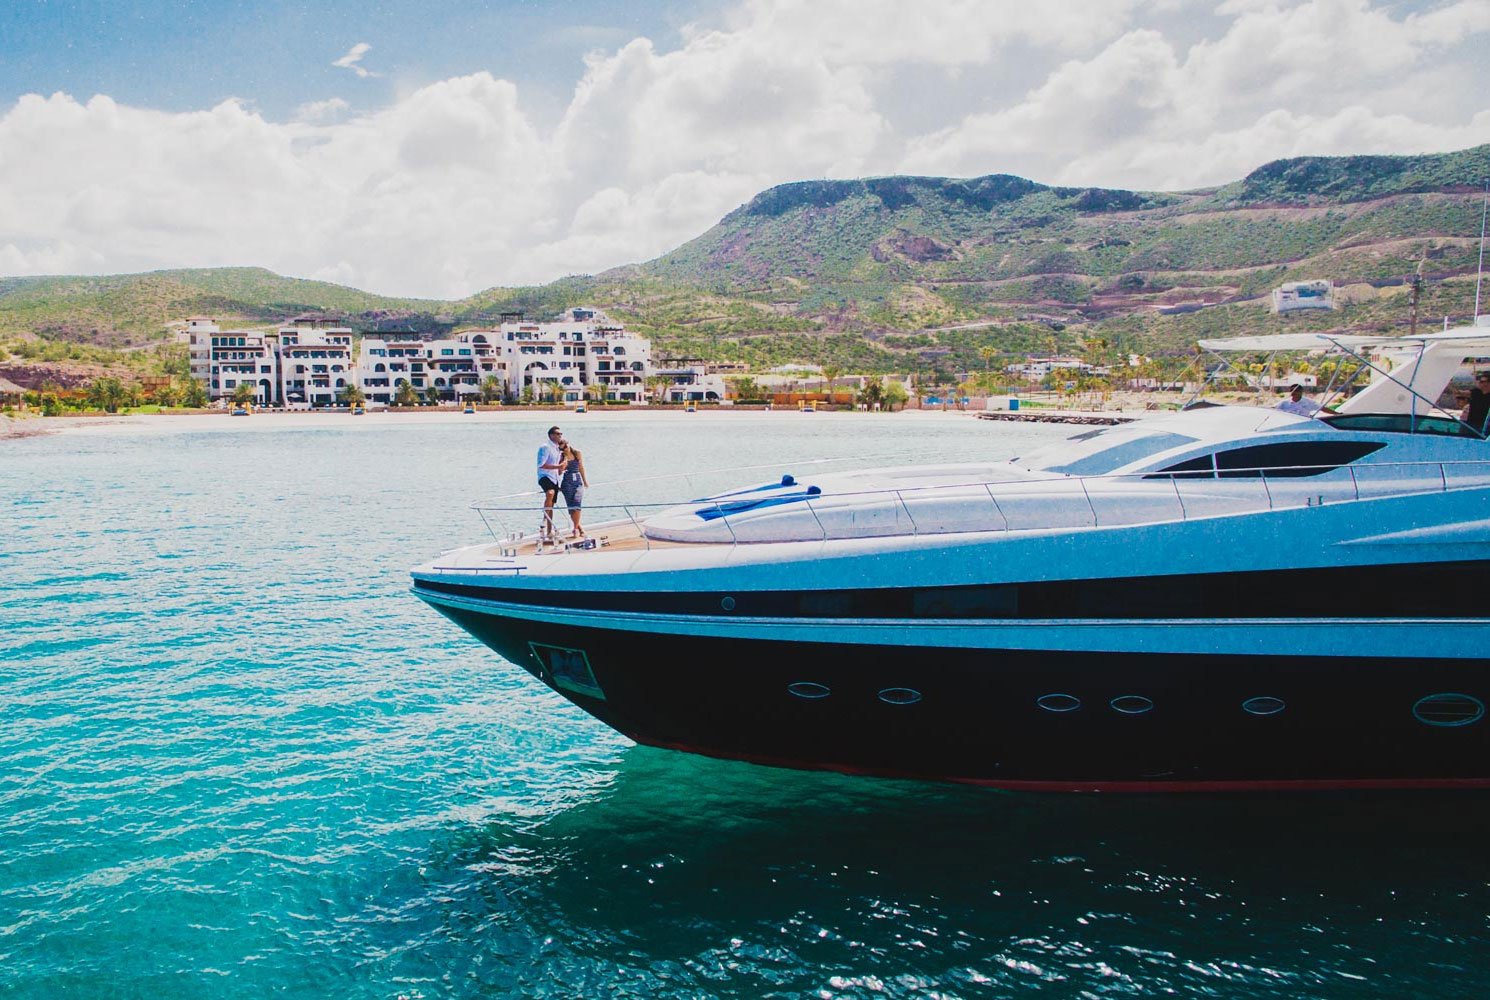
[{"x1": 1022, "y1": 426, "x2": 1199, "y2": 476}]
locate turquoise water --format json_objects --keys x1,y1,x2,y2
[{"x1": 3, "y1": 412, "x2": 1488, "y2": 999}]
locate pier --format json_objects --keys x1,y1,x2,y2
[{"x1": 977, "y1": 409, "x2": 1135, "y2": 426}]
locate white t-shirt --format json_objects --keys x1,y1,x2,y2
[
  {"x1": 536, "y1": 442, "x2": 564, "y2": 482},
  {"x1": 1277, "y1": 396, "x2": 1319, "y2": 416}
]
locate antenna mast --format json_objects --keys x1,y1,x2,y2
[
  {"x1": 1408, "y1": 257, "x2": 1424, "y2": 338},
  {"x1": 1476, "y1": 179, "x2": 1488, "y2": 322}
]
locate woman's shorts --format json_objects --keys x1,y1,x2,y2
[{"x1": 560, "y1": 476, "x2": 583, "y2": 508}]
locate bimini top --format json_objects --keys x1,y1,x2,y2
[
  {"x1": 1198, "y1": 321, "x2": 1490, "y2": 418},
  {"x1": 1196, "y1": 332, "x2": 1388, "y2": 353}
]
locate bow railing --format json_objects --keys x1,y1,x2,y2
[{"x1": 468, "y1": 459, "x2": 1490, "y2": 553}]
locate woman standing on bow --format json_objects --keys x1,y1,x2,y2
[{"x1": 559, "y1": 440, "x2": 589, "y2": 539}]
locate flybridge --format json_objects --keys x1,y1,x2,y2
[{"x1": 1198, "y1": 321, "x2": 1490, "y2": 426}]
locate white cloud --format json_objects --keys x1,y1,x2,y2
[
  {"x1": 0, "y1": 239, "x2": 106, "y2": 276},
  {"x1": 295, "y1": 97, "x2": 350, "y2": 122},
  {"x1": 715, "y1": 0, "x2": 1143, "y2": 64},
  {"x1": 899, "y1": 0, "x2": 1490, "y2": 188},
  {"x1": 333, "y1": 42, "x2": 377, "y2": 79},
  {"x1": 0, "y1": 0, "x2": 1487, "y2": 298}
]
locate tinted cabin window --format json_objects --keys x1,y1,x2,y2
[
  {"x1": 1147, "y1": 454, "x2": 1215, "y2": 479},
  {"x1": 1151, "y1": 441, "x2": 1384, "y2": 480},
  {"x1": 1215, "y1": 441, "x2": 1384, "y2": 478},
  {"x1": 1323, "y1": 413, "x2": 1479, "y2": 438}
]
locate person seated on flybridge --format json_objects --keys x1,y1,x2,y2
[
  {"x1": 1461, "y1": 371, "x2": 1490, "y2": 435},
  {"x1": 1276, "y1": 384, "x2": 1320, "y2": 416}
]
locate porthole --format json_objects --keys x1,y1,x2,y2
[
  {"x1": 1037, "y1": 693, "x2": 1081, "y2": 713},
  {"x1": 720, "y1": 596, "x2": 736, "y2": 611},
  {"x1": 878, "y1": 687, "x2": 922, "y2": 705},
  {"x1": 1242, "y1": 696, "x2": 1286, "y2": 716},
  {"x1": 788, "y1": 681, "x2": 831, "y2": 699},
  {"x1": 1110, "y1": 695, "x2": 1154, "y2": 715},
  {"x1": 1413, "y1": 693, "x2": 1484, "y2": 727}
]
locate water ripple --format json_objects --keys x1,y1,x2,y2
[{"x1": 3, "y1": 417, "x2": 1489, "y2": 999}]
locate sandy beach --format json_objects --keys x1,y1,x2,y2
[{"x1": 3, "y1": 405, "x2": 1015, "y2": 439}]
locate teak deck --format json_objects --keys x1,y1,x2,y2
[{"x1": 501, "y1": 517, "x2": 709, "y2": 556}]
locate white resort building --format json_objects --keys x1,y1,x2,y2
[
  {"x1": 355, "y1": 330, "x2": 510, "y2": 405},
  {"x1": 184, "y1": 307, "x2": 660, "y2": 406},
  {"x1": 652, "y1": 358, "x2": 728, "y2": 403},
  {"x1": 185, "y1": 316, "x2": 281, "y2": 404},
  {"x1": 493, "y1": 307, "x2": 651, "y2": 403},
  {"x1": 1272, "y1": 280, "x2": 1335, "y2": 312},
  {"x1": 277, "y1": 321, "x2": 355, "y2": 407}
]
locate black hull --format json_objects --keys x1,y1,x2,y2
[{"x1": 423, "y1": 598, "x2": 1490, "y2": 792}]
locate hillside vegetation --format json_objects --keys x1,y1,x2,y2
[{"x1": 3, "y1": 144, "x2": 1488, "y2": 386}]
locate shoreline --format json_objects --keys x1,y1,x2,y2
[{"x1": 4, "y1": 406, "x2": 1025, "y2": 439}]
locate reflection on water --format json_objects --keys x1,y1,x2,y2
[
  {"x1": 3, "y1": 414, "x2": 1487, "y2": 1000},
  {"x1": 407, "y1": 747, "x2": 1490, "y2": 998}
]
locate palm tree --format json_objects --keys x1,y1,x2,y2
[
  {"x1": 230, "y1": 382, "x2": 257, "y2": 407},
  {"x1": 979, "y1": 346, "x2": 998, "y2": 377},
  {"x1": 339, "y1": 383, "x2": 366, "y2": 408},
  {"x1": 181, "y1": 379, "x2": 208, "y2": 409},
  {"x1": 731, "y1": 376, "x2": 761, "y2": 401},
  {"x1": 422, "y1": 385, "x2": 441, "y2": 406},
  {"x1": 395, "y1": 381, "x2": 419, "y2": 407},
  {"x1": 882, "y1": 379, "x2": 909, "y2": 411},
  {"x1": 480, "y1": 375, "x2": 503, "y2": 404},
  {"x1": 645, "y1": 374, "x2": 672, "y2": 403},
  {"x1": 87, "y1": 376, "x2": 130, "y2": 413},
  {"x1": 822, "y1": 364, "x2": 842, "y2": 399}
]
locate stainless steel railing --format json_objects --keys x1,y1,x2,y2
[{"x1": 468, "y1": 459, "x2": 1490, "y2": 552}]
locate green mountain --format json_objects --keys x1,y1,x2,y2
[{"x1": 3, "y1": 143, "x2": 1488, "y2": 383}]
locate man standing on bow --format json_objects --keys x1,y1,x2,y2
[{"x1": 537, "y1": 425, "x2": 566, "y2": 538}]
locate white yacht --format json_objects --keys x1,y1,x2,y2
[{"x1": 413, "y1": 324, "x2": 1490, "y2": 791}]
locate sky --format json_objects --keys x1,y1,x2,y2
[{"x1": 1, "y1": 0, "x2": 1487, "y2": 300}]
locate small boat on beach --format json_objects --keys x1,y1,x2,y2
[
  {"x1": 463, "y1": 402, "x2": 476, "y2": 414},
  {"x1": 414, "y1": 323, "x2": 1490, "y2": 791}
]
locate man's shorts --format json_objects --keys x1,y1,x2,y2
[{"x1": 539, "y1": 476, "x2": 559, "y2": 492}]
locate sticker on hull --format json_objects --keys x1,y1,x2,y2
[{"x1": 529, "y1": 642, "x2": 606, "y2": 700}]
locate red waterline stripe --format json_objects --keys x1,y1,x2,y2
[{"x1": 634, "y1": 736, "x2": 1490, "y2": 793}]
